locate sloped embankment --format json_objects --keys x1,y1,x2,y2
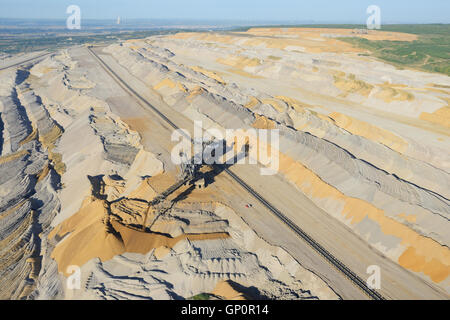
[
  {"x1": 104, "y1": 38, "x2": 450, "y2": 290},
  {"x1": 0, "y1": 68, "x2": 61, "y2": 299}
]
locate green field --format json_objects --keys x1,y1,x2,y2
[
  {"x1": 243, "y1": 24, "x2": 450, "y2": 76},
  {"x1": 189, "y1": 293, "x2": 213, "y2": 300},
  {"x1": 339, "y1": 25, "x2": 450, "y2": 76}
]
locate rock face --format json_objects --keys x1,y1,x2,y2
[
  {"x1": 0, "y1": 69, "x2": 60, "y2": 299},
  {"x1": 103, "y1": 29, "x2": 450, "y2": 291}
]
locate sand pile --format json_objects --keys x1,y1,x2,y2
[
  {"x1": 245, "y1": 27, "x2": 418, "y2": 42},
  {"x1": 212, "y1": 280, "x2": 248, "y2": 300},
  {"x1": 50, "y1": 198, "x2": 126, "y2": 275},
  {"x1": 420, "y1": 98, "x2": 450, "y2": 129},
  {"x1": 332, "y1": 72, "x2": 374, "y2": 97},
  {"x1": 53, "y1": 171, "x2": 337, "y2": 300}
]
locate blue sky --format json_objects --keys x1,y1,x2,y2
[{"x1": 0, "y1": 0, "x2": 449, "y2": 23}]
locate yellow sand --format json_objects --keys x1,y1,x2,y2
[
  {"x1": 19, "y1": 128, "x2": 38, "y2": 146},
  {"x1": 0, "y1": 200, "x2": 27, "y2": 219},
  {"x1": 50, "y1": 198, "x2": 125, "y2": 275},
  {"x1": 186, "y1": 86, "x2": 207, "y2": 102},
  {"x1": 112, "y1": 220, "x2": 229, "y2": 256},
  {"x1": 191, "y1": 66, "x2": 226, "y2": 84},
  {"x1": 275, "y1": 96, "x2": 313, "y2": 113},
  {"x1": 35, "y1": 124, "x2": 66, "y2": 175},
  {"x1": 217, "y1": 55, "x2": 261, "y2": 69},
  {"x1": 261, "y1": 98, "x2": 286, "y2": 113},
  {"x1": 375, "y1": 83, "x2": 414, "y2": 103},
  {"x1": 36, "y1": 162, "x2": 50, "y2": 183},
  {"x1": 240, "y1": 32, "x2": 363, "y2": 54},
  {"x1": 0, "y1": 149, "x2": 30, "y2": 165},
  {"x1": 154, "y1": 246, "x2": 171, "y2": 259},
  {"x1": 333, "y1": 72, "x2": 374, "y2": 97},
  {"x1": 328, "y1": 112, "x2": 408, "y2": 153},
  {"x1": 127, "y1": 177, "x2": 159, "y2": 201},
  {"x1": 244, "y1": 97, "x2": 260, "y2": 109},
  {"x1": 252, "y1": 114, "x2": 276, "y2": 129},
  {"x1": 51, "y1": 192, "x2": 230, "y2": 275},
  {"x1": 399, "y1": 247, "x2": 449, "y2": 283},
  {"x1": 0, "y1": 207, "x2": 35, "y2": 299},
  {"x1": 154, "y1": 78, "x2": 177, "y2": 90},
  {"x1": 398, "y1": 213, "x2": 417, "y2": 224},
  {"x1": 420, "y1": 98, "x2": 450, "y2": 129},
  {"x1": 246, "y1": 27, "x2": 418, "y2": 42},
  {"x1": 226, "y1": 68, "x2": 263, "y2": 79},
  {"x1": 212, "y1": 280, "x2": 247, "y2": 300}
]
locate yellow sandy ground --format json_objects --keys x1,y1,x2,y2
[
  {"x1": 215, "y1": 55, "x2": 264, "y2": 79},
  {"x1": 252, "y1": 114, "x2": 276, "y2": 129},
  {"x1": 246, "y1": 27, "x2": 418, "y2": 42},
  {"x1": 217, "y1": 55, "x2": 261, "y2": 69},
  {"x1": 0, "y1": 149, "x2": 29, "y2": 165},
  {"x1": 50, "y1": 172, "x2": 232, "y2": 276},
  {"x1": 420, "y1": 98, "x2": 450, "y2": 129},
  {"x1": 328, "y1": 112, "x2": 408, "y2": 153},
  {"x1": 260, "y1": 98, "x2": 286, "y2": 113},
  {"x1": 332, "y1": 72, "x2": 374, "y2": 97},
  {"x1": 50, "y1": 196, "x2": 230, "y2": 275},
  {"x1": 40, "y1": 125, "x2": 66, "y2": 175},
  {"x1": 19, "y1": 128, "x2": 38, "y2": 146},
  {"x1": 244, "y1": 97, "x2": 260, "y2": 109},
  {"x1": 374, "y1": 83, "x2": 414, "y2": 103},
  {"x1": 112, "y1": 220, "x2": 229, "y2": 255},
  {"x1": 276, "y1": 96, "x2": 313, "y2": 113},
  {"x1": 153, "y1": 78, "x2": 187, "y2": 93},
  {"x1": 36, "y1": 162, "x2": 51, "y2": 183},
  {"x1": 212, "y1": 280, "x2": 248, "y2": 300},
  {"x1": 226, "y1": 68, "x2": 263, "y2": 79},
  {"x1": 190, "y1": 66, "x2": 226, "y2": 84},
  {"x1": 154, "y1": 78, "x2": 177, "y2": 90},
  {"x1": 186, "y1": 86, "x2": 207, "y2": 102},
  {"x1": 278, "y1": 151, "x2": 450, "y2": 283},
  {"x1": 398, "y1": 213, "x2": 417, "y2": 224},
  {"x1": 50, "y1": 198, "x2": 125, "y2": 275},
  {"x1": 169, "y1": 28, "x2": 416, "y2": 57}
]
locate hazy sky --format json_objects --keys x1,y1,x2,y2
[{"x1": 0, "y1": 0, "x2": 449, "y2": 23}]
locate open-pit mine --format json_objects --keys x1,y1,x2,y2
[{"x1": 0, "y1": 27, "x2": 449, "y2": 300}]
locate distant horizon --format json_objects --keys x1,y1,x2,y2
[
  {"x1": 0, "y1": 1, "x2": 449, "y2": 24},
  {"x1": 0, "y1": 17, "x2": 449, "y2": 26}
]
